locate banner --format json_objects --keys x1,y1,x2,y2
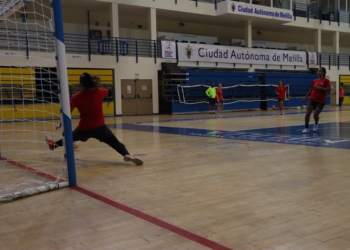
[
  {"x1": 217, "y1": 0, "x2": 293, "y2": 21},
  {"x1": 178, "y1": 43, "x2": 307, "y2": 66},
  {"x1": 308, "y1": 52, "x2": 318, "y2": 66},
  {"x1": 161, "y1": 41, "x2": 176, "y2": 59}
]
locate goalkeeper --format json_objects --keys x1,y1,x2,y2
[
  {"x1": 45, "y1": 72, "x2": 143, "y2": 165},
  {"x1": 206, "y1": 83, "x2": 217, "y2": 114}
]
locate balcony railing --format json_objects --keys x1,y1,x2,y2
[
  {"x1": 293, "y1": 2, "x2": 350, "y2": 25},
  {"x1": 1, "y1": 28, "x2": 350, "y2": 70}
]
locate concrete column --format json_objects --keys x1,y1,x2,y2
[
  {"x1": 315, "y1": 29, "x2": 321, "y2": 52},
  {"x1": 148, "y1": 8, "x2": 157, "y2": 40},
  {"x1": 110, "y1": 3, "x2": 119, "y2": 38},
  {"x1": 245, "y1": 20, "x2": 252, "y2": 48},
  {"x1": 333, "y1": 31, "x2": 339, "y2": 54}
]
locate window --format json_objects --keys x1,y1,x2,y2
[
  {"x1": 235, "y1": 0, "x2": 250, "y2": 3},
  {"x1": 252, "y1": 0, "x2": 271, "y2": 7},
  {"x1": 340, "y1": 0, "x2": 346, "y2": 10},
  {"x1": 273, "y1": 0, "x2": 291, "y2": 9}
]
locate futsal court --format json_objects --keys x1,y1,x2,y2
[{"x1": 1, "y1": 106, "x2": 350, "y2": 250}]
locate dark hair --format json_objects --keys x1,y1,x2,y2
[
  {"x1": 319, "y1": 67, "x2": 326, "y2": 77},
  {"x1": 280, "y1": 80, "x2": 284, "y2": 85},
  {"x1": 80, "y1": 72, "x2": 100, "y2": 89},
  {"x1": 340, "y1": 82, "x2": 344, "y2": 86}
]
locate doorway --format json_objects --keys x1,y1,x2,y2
[{"x1": 121, "y1": 79, "x2": 153, "y2": 115}]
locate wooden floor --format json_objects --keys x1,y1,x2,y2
[{"x1": 1, "y1": 106, "x2": 350, "y2": 250}]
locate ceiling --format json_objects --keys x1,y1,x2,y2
[{"x1": 61, "y1": 0, "x2": 111, "y2": 12}]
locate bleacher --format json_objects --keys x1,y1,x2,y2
[
  {"x1": 176, "y1": 71, "x2": 260, "y2": 102},
  {"x1": 70, "y1": 84, "x2": 114, "y2": 103},
  {"x1": 264, "y1": 73, "x2": 316, "y2": 97},
  {"x1": 169, "y1": 70, "x2": 321, "y2": 114}
]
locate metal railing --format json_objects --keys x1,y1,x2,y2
[
  {"x1": 0, "y1": 28, "x2": 162, "y2": 63},
  {"x1": 293, "y1": 2, "x2": 350, "y2": 25},
  {"x1": 1, "y1": 28, "x2": 350, "y2": 69},
  {"x1": 316, "y1": 52, "x2": 350, "y2": 70}
]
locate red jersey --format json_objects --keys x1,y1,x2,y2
[
  {"x1": 216, "y1": 89, "x2": 223, "y2": 100},
  {"x1": 309, "y1": 78, "x2": 330, "y2": 103},
  {"x1": 339, "y1": 87, "x2": 345, "y2": 98},
  {"x1": 276, "y1": 86, "x2": 287, "y2": 99},
  {"x1": 70, "y1": 88, "x2": 108, "y2": 130}
]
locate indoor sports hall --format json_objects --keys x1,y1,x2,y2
[{"x1": 1, "y1": 0, "x2": 350, "y2": 250}]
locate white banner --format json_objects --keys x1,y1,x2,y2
[
  {"x1": 308, "y1": 52, "x2": 318, "y2": 66},
  {"x1": 178, "y1": 43, "x2": 307, "y2": 66},
  {"x1": 217, "y1": 0, "x2": 293, "y2": 21},
  {"x1": 161, "y1": 41, "x2": 176, "y2": 59}
]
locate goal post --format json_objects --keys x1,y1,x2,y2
[
  {"x1": 0, "y1": 0, "x2": 76, "y2": 204},
  {"x1": 52, "y1": 0, "x2": 77, "y2": 186}
]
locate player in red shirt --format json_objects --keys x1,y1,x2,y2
[
  {"x1": 302, "y1": 67, "x2": 330, "y2": 133},
  {"x1": 339, "y1": 82, "x2": 345, "y2": 107},
  {"x1": 45, "y1": 73, "x2": 143, "y2": 165},
  {"x1": 275, "y1": 81, "x2": 290, "y2": 115},
  {"x1": 216, "y1": 83, "x2": 224, "y2": 117}
]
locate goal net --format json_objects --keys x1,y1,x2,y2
[
  {"x1": 0, "y1": 0, "x2": 75, "y2": 204},
  {"x1": 176, "y1": 84, "x2": 290, "y2": 104}
]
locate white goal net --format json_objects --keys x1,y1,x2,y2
[
  {"x1": 176, "y1": 84, "x2": 290, "y2": 104},
  {"x1": 0, "y1": 0, "x2": 70, "y2": 204}
]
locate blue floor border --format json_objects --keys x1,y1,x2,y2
[
  {"x1": 132, "y1": 108, "x2": 349, "y2": 125},
  {"x1": 109, "y1": 121, "x2": 350, "y2": 150}
]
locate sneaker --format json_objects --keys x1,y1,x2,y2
[
  {"x1": 281, "y1": 112, "x2": 284, "y2": 115},
  {"x1": 302, "y1": 128, "x2": 309, "y2": 134},
  {"x1": 73, "y1": 141, "x2": 79, "y2": 149},
  {"x1": 55, "y1": 123, "x2": 61, "y2": 130},
  {"x1": 45, "y1": 135, "x2": 55, "y2": 150},
  {"x1": 313, "y1": 124, "x2": 318, "y2": 131},
  {"x1": 124, "y1": 155, "x2": 143, "y2": 165}
]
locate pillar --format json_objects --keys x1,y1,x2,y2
[
  {"x1": 315, "y1": 29, "x2": 321, "y2": 52},
  {"x1": 148, "y1": 8, "x2": 157, "y2": 40},
  {"x1": 245, "y1": 20, "x2": 252, "y2": 48},
  {"x1": 333, "y1": 31, "x2": 339, "y2": 54},
  {"x1": 110, "y1": 3, "x2": 119, "y2": 38}
]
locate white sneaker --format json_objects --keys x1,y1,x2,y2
[
  {"x1": 281, "y1": 112, "x2": 284, "y2": 115},
  {"x1": 45, "y1": 135, "x2": 55, "y2": 151},
  {"x1": 313, "y1": 124, "x2": 318, "y2": 131},
  {"x1": 124, "y1": 155, "x2": 143, "y2": 165},
  {"x1": 302, "y1": 128, "x2": 309, "y2": 134},
  {"x1": 73, "y1": 141, "x2": 79, "y2": 149}
]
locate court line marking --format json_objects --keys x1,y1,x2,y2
[
  {"x1": 71, "y1": 186, "x2": 233, "y2": 250},
  {"x1": 0, "y1": 157, "x2": 233, "y2": 250},
  {"x1": 0, "y1": 157, "x2": 65, "y2": 183}
]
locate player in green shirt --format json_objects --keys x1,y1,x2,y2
[{"x1": 206, "y1": 83, "x2": 216, "y2": 114}]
